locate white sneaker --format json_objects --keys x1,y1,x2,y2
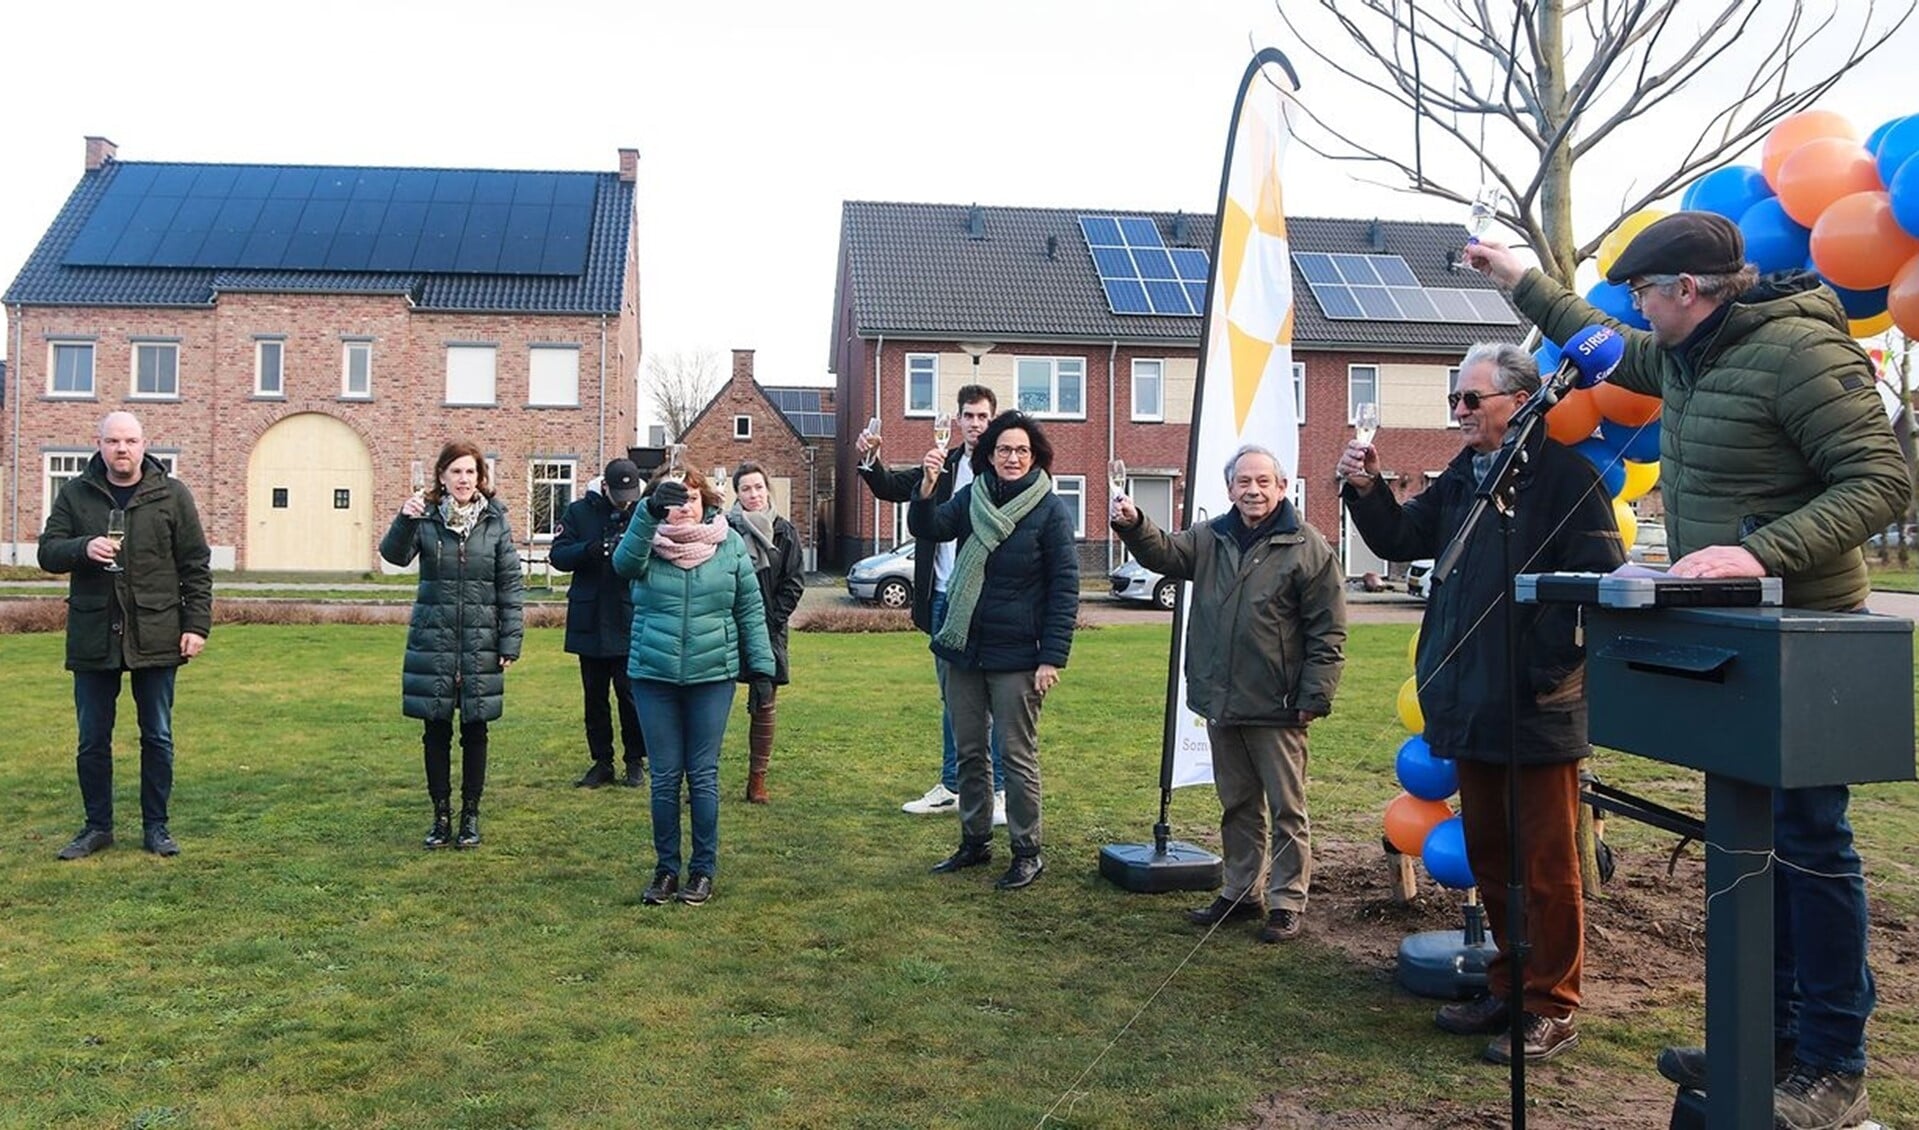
[
  {"x1": 902, "y1": 783, "x2": 959, "y2": 814},
  {"x1": 992, "y1": 790, "x2": 1008, "y2": 827}
]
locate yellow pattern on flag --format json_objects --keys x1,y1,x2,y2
[
  {"x1": 1255, "y1": 161, "x2": 1287, "y2": 239},
  {"x1": 1227, "y1": 322, "x2": 1275, "y2": 427},
  {"x1": 1219, "y1": 200, "x2": 1251, "y2": 310}
]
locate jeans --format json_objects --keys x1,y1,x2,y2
[
  {"x1": 634, "y1": 679, "x2": 735, "y2": 879},
  {"x1": 930, "y1": 590, "x2": 1004, "y2": 793},
  {"x1": 73, "y1": 666, "x2": 178, "y2": 831},
  {"x1": 579, "y1": 655, "x2": 646, "y2": 768},
  {"x1": 1773, "y1": 784, "x2": 1875, "y2": 1074}
]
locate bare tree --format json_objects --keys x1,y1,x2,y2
[
  {"x1": 1274, "y1": 1, "x2": 1915, "y2": 285},
  {"x1": 644, "y1": 350, "x2": 724, "y2": 441}
]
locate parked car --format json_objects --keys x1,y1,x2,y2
[
  {"x1": 1110, "y1": 558, "x2": 1180, "y2": 610},
  {"x1": 1630, "y1": 521, "x2": 1669, "y2": 565},
  {"x1": 1406, "y1": 559, "x2": 1434, "y2": 600},
  {"x1": 846, "y1": 541, "x2": 915, "y2": 609},
  {"x1": 1867, "y1": 522, "x2": 1918, "y2": 550}
]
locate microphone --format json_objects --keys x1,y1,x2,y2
[{"x1": 1551, "y1": 324, "x2": 1624, "y2": 392}]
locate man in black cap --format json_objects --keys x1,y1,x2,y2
[
  {"x1": 550, "y1": 458, "x2": 649, "y2": 788},
  {"x1": 1466, "y1": 214, "x2": 1906, "y2": 1129}
]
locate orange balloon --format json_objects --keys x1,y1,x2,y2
[
  {"x1": 1774, "y1": 139, "x2": 1884, "y2": 227},
  {"x1": 1762, "y1": 110, "x2": 1860, "y2": 189},
  {"x1": 1545, "y1": 387, "x2": 1602, "y2": 445},
  {"x1": 1811, "y1": 191, "x2": 1919, "y2": 290},
  {"x1": 1888, "y1": 253, "x2": 1919, "y2": 339},
  {"x1": 1385, "y1": 792, "x2": 1455, "y2": 857},
  {"x1": 1592, "y1": 382, "x2": 1662, "y2": 427}
]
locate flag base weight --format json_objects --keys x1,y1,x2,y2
[
  {"x1": 1395, "y1": 928, "x2": 1499, "y2": 1000},
  {"x1": 1098, "y1": 841, "x2": 1223, "y2": 893}
]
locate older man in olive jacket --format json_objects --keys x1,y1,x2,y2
[
  {"x1": 39, "y1": 411, "x2": 212, "y2": 860},
  {"x1": 1114, "y1": 444, "x2": 1346, "y2": 944}
]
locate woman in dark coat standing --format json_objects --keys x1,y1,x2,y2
[
  {"x1": 379, "y1": 440, "x2": 524, "y2": 850},
  {"x1": 908, "y1": 412, "x2": 1078, "y2": 891},
  {"x1": 726, "y1": 461, "x2": 804, "y2": 804}
]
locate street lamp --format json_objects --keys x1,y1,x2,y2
[{"x1": 959, "y1": 340, "x2": 996, "y2": 386}]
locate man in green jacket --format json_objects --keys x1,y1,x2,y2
[
  {"x1": 39, "y1": 411, "x2": 213, "y2": 860},
  {"x1": 1113, "y1": 445, "x2": 1346, "y2": 943},
  {"x1": 1466, "y1": 214, "x2": 1906, "y2": 1129}
]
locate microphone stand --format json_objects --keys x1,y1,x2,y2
[{"x1": 1429, "y1": 378, "x2": 1563, "y2": 1130}]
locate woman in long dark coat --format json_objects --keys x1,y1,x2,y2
[
  {"x1": 726, "y1": 461, "x2": 804, "y2": 804},
  {"x1": 379, "y1": 440, "x2": 524, "y2": 849}
]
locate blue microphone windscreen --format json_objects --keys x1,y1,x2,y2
[{"x1": 1566, "y1": 325, "x2": 1625, "y2": 387}]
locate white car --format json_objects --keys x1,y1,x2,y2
[
  {"x1": 1406, "y1": 559, "x2": 1434, "y2": 600},
  {"x1": 846, "y1": 542, "x2": 915, "y2": 609},
  {"x1": 1110, "y1": 559, "x2": 1179, "y2": 610}
]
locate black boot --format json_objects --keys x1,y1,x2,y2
[
  {"x1": 424, "y1": 801, "x2": 453, "y2": 849},
  {"x1": 575, "y1": 760, "x2": 616, "y2": 788},
  {"x1": 456, "y1": 805, "x2": 481, "y2": 849}
]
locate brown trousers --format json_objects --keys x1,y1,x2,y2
[{"x1": 1456, "y1": 758, "x2": 1583, "y2": 1020}]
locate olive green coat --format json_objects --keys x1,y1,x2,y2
[{"x1": 379, "y1": 500, "x2": 525, "y2": 722}]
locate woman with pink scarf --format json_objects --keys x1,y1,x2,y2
[{"x1": 613, "y1": 466, "x2": 774, "y2": 907}]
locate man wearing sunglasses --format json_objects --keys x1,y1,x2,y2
[
  {"x1": 1465, "y1": 214, "x2": 1906, "y2": 1129},
  {"x1": 1338, "y1": 343, "x2": 1624, "y2": 1067}
]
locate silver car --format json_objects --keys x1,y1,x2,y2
[
  {"x1": 1110, "y1": 558, "x2": 1179, "y2": 610},
  {"x1": 846, "y1": 542, "x2": 915, "y2": 609}
]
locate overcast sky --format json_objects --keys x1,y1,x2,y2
[{"x1": 2, "y1": 1, "x2": 1910, "y2": 414}]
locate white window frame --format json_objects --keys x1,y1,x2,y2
[
  {"x1": 527, "y1": 344, "x2": 580, "y2": 407},
  {"x1": 255, "y1": 338, "x2": 285, "y2": 397},
  {"x1": 131, "y1": 341, "x2": 180, "y2": 400},
  {"x1": 1446, "y1": 365, "x2": 1463, "y2": 429},
  {"x1": 1016, "y1": 356, "x2": 1087, "y2": 419},
  {"x1": 527, "y1": 459, "x2": 577, "y2": 541},
  {"x1": 891, "y1": 499, "x2": 912, "y2": 547},
  {"x1": 44, "y1": 451, "x2": 91, "y2": 517},
  {"x1": 1292, "y1": 361, "x2": 1307, "y2": 425},
  {"x1": 1347, "y1": 364, "x2": 1379, "y2": 424},
  {"x1": 1131, "y1": 359, "x2": 1164, "y2": 422},
  {"x1": 1053, "y1": 474, "x2": 1087, "y2": 538},
  {"x1": 1289, "y1": 477, "x2": 1305, "y2": 517},
  {"x1": 733, "y1": 415, "x2": 753, "y2": 440},
  {"x1": 48, "y1": 341, "x2": 96, "y2": 398},
  {"x1": 905, "y1": 353, "x2": 937, "y2": 417},
  {"x1": 341, "y1": 340, "x2": 373, "y2": 400},
  {"x1": 446, "y1": 345, "x2": 498, "y2": 407}
]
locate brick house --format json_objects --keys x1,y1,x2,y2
[
  {"x1": 675, "y1": 348, "x2": 837, "y2": 569},
  {"x1": 827, "y1": 201, "x2": 1525, "y2": 575},
  {"x1": 3, "y1": 137, "x2": 639, "y2": 571}
]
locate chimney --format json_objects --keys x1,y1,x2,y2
[
  {"x1": 732, "y1": 348, "x2": 755, "y2": 384},
  {"x1": 1368, "y1": 219, "x2": 1387, "y2": 252},
  {"x1": 966, "y1": 203, "x2": 985, "y2": 240},
  {"x1": 618, "y1": 147, "x2": 640, "y2": 183},
  {"x1": 85, "y1": 136, "x2": 118, "y2": 172},
  {"x1": 1045, "y1": 235, "x2": 1058, "y2": 260},
  {"x1": 1172, "y1": 211, "x2": 1191, "y2": 245}
]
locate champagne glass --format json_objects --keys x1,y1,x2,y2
[
  {"x1": 1108, "y1": 458, "x2": 1128, "y2": 500},
  {"x1": 1354, "y1": 402, "x2": 1380, "y2": 447},
  {"x1": 1466, "y1": 185, "x2": 1502, "y2": 244},
  {"x1": 932, "y1": 413, "x2": 952, "y2": 449},
  {"x1": 710, "y1": 465, "x2": 728, "y2": 502},
  {"x1": 665, "y1": 443, "x2": 687, "y2": 483},
  {"x1": 104, "y1": 509, "x2": 127, "y2": 573},
  {"x1": 858, "y1": 416, "x2": 882, "y2": 470}
]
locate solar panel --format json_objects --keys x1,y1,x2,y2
[
  {"x1": 1310, "y1": 284, "x2": 1365, "y2": 318},
  {"x1": 1465, "y1": 290, "x2": 1521, "y2": 324},
  {"x1": 1078, "y1": 214, "x2": 1208, "y2": 318},
  {"x1": 1296, "y1": 254, "x2": 1342, "y2": 285},
  {"x1": 1297, "y1": 252, "x2": 1519, "y2": 324},
  {"x1": 1373, "y1": 257, "x2": 1420, "y2": 286},
  {"x1": 63, "y1": 164, "x2": 599, "y2": 276}
]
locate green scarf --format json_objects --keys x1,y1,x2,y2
[{"x1": 933, "y1": 471, "x2": 1053, "y2": 655}]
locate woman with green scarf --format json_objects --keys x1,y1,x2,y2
[{"x1": 908, "y1": 411, "x2": 1078, "y2": 890}]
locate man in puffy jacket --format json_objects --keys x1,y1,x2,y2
[
  {"x1": 551, "y1": 459, "x2": 649, "y2": 789},
  {"x1": 39, "y1": 411, "x2": 212, "y2": 860},
  {"x1": 1467, "y1": 214, "x2": 1907, "y2": 1128},
  {"x1": 1114, "y1": 445, "x2": 1345, "y2": 944}
]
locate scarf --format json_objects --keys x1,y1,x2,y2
[
  {"x1": 934, "y1": 470, "x2": 1053, "y2": 654},
  {"x1": 439, "y1": 496, "x2": 488, "y2": 540},
  {"x1": 729, "y1": 503, "x2": 778, "y2": 571},
  {"x1": 652, "y1": 510, "x2": 729, "y2": 569}
]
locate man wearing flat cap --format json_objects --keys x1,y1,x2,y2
[
  {"x1": 550, "y1": 458, "x2": 649, "y2": 789},
  {"x1": 1467, "y1": 214, "x2": 1906, "y2": 1128}
]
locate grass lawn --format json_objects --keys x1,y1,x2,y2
[{"x1": 1, "y1": 621, "x2": 1914, "y2": 1128}]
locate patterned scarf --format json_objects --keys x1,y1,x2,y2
[
  {"x1": 933, "y1": 471, "x2": 1053, "y2": 654},
  {"x1": 652, "y1": 511, "x2": 729, "y2": 569},
  {"x1": 439, "y1": 496, "x2": 488, "y2": 540}
]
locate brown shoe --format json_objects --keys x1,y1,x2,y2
[
  {"x1": 1484, "y1": 1012, "x2": 1579, "y2": 1064},
  {"x1": 1256, "y1": 908, "x2": 1302, "y2": 943},
  {"x1": 1436, "y1": 993, "x2": 1509, "y2": 1035}
]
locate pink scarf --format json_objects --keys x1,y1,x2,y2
[{"x1": 651, "y1": 511, "x2": 729, "y2": 568}]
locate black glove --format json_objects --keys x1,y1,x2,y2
[
  {"x1": 646, "y1": 479, "x2": 689, "y2": 519},
  {"x1": 748, "y1": 676, "x2": 775, "y2": 711}
]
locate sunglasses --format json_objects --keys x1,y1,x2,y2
[{"x1": 1446, "y1": 389, "x2": 1515, "y2": 411}]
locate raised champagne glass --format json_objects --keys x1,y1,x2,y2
[
  {"x1": 858, "y1": 416, "x2": 882, "y2": 470},
  {"x1": 1354, "y1": 402, "x2": 1380, "y2": 447},
  {"x1": 1108, "y1": 458, "x2": 1128, "y2": 500},
  {"x1": 932, "y1": 413, "x2": 952, "y2": 449},
  {"x1": 104, "y1": 509, "x2": 127, "y2": 572},
  {"x1": 1466, "y1": 185, "x2": 1501, "y2": 244},
  {"x1": 665, "y1": 443, "x2": 687, "y2": 483}
]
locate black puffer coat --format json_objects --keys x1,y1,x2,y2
[
  {"x1": 549, "y1": 489, "x2": 635, "y2": 659},
  {"x1": 727, "y1": 508, "x2": 805, "y2": 685},
  {"x1": 379, "y1": 499, "x2": 525, "y2": 723}
]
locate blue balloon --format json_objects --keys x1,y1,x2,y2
[
  {"x1": 1395, "y1": 735, "x2": 1458, "y2": 802},
  {"x1": 1532, "y1": 339, "x2": 1562, "y2": 378},
  {"x1": 1866, "y1": 115, "x2": 1914, "y2": 162},
  {"x1": 1739, "y1": 198, "x2": 1813, "y2": 274},
  {"x1": 1874, "y1": 115, "x2": 1919, "y2": 187},
  {"x1": 1890, "y1": 152, "x2": 1919, "y2": 241},
  {"x1": 1573, "y1": 436, "x2": 1628, "y2": 497},
  {"x1": 1608, "y1": 418, "x2": 1662, "y2": 463},
  {"x1": 1825, "y1": 280, "x2": 1890, "y2": 320},
  {"x1": 1586, "y1": 279, "x2": 1650, "y2": 331},
  {"x1": 1681, "y1": 165, "x2": 1774, "y2": 221},
  {"x1": 1422, "y1": 816, "x2": 1475, "y2": 890}
]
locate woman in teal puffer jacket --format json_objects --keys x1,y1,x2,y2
[
  {"x1": 379, "y1": 440, "x2": 524, "y2": 851},
  {"x1": 614, "y1": 465, "x2": 774, "y2": 907}
]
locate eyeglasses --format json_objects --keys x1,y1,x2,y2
[
  {"x1": 1446, "y1": 389, "x2": 1515, "y2": 411},
  {"x1": 994, "y1": 445, "x2": 1032, "y2": 459},
  {"x1": 1628, "y1": 275, "x2": 1681, "y2": 311}
]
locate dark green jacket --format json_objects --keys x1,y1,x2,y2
[
  {"x1": 1514, "y1": 269, "x2": 1907, "y2": 611},
  {"x1": 379, "y1": 499, "x2": 525, "y2": 722},
  {"x1": 1117, "y1": 501, "x2": 1346, "y2": 725},
  {"x1": 39, "y1": 454, "x2": 213, "y2": 672}
]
